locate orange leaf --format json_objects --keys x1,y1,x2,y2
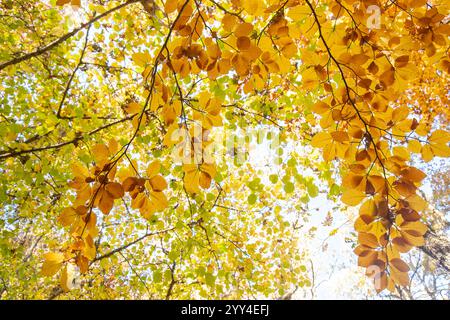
[{"x1": 105, "y1": 182, "x2": 124, "y2": 199}]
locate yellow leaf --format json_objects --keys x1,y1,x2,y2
[
  {"x1": 58, "y1": 207, "x2": 77, "y2": 227},
  {"x1": 234, "y1": 23, "x2": 253, "y2": 37},
  {"x1": 394, "y1": 55, "x2": 409, "y2": 68},
  {"x1": 421, "y1": 144, "x2": 434, "y2": 162},
  {"x1": 147, "y1": 161, "x2": 161, "y2": 178},
  {"x1": 132, "y1": 52, "x2": 152, "y2": 67},
  {"x1": 358, "y1": 232, "x2": 379, "y2": 248},
  {"x1": 56, "y1": 0, "x2": 71, "y2": 6},
  {"x1": 183, "y1": 164, "x2": 200, "y2": 194},
  {"x1": 407, "y1": 140, "x2": 422, "y2": 153},
  {"x1": 237, "y1": 36, "x2": 251, "y2": 51},
  {"x1": 390, "y1": 260, "x2": 410, "y2": 286},
  {"x1": 342, "y1": 173, "x2": 364, "y2": 190},
  {"x1": 83, "y1": 234, "x2": 96, "y2": 260},
  {"x1": 390, "y1": 258, "x2": 409, "y2": 272},
  {"x1": 164, "y1": 0, "x2": 177, "y2": 14},
  {"x1": 341, "y1": 189, "x2": 366, "y2": 206},
  {"x1": 352, "y1": 54, "x2": 369, "y2": 65},
  {"x1": 287, "y1": 5, "x2": 310, "y2": 20},
  {"x1": 409, "y1": 0, "x2": 427, "y2": 8},
  {"x1": 401, "y1": 231, "x2": 425, "y2": 246},
  {"x1": 393, "y1": 146, "x2": 410, "y2": 161},
  {"x1": 429, "y1": 129, "x2": 450, "y2": 144},
  {"x1": 386, "y1": 244, "x2": 400, "y2": 260},
  {"x1": 430, "y1": 143, "x2": 450, "y2": 157},
  {"x1": 405, "y1": 193, "x2": 427, "y2": 212},
  {"x1": 199, "y1": 171, "x2": 212, "y2": 189},
  {"x1": 92, "y1": 144, "x2": 109, "y2": 164},
  {"x1": 400, "y1": 167, "x2": 426, "y2": 182},
  {"x1": 354, "y1": 217, "x2": 370, "y2": 232},
  {"x1": 71, "y1": 162, "x2": 90, "y2": 178},
  {"x1": 331, "y1": 131, "x2": 350, "y2": 142},
  {"x1": 200, "y1": 163, "x2": 216, "y2": 179},
  {"x1": 311, "y1": 101, "x2": 329, "y2": 114},
  {"x1": 310, "y1": 132, "x2": 332, "y2": 148},
  {"x1": 105, "y1": 182, "x2": 124, "y2": 199},
  {"x1": 242, "y1": 0, "x2": 259, "y2": 14},
  {"x1": 368, "y1": 175, "x2": 386, "y2": 194},
  {"x1": 322, "y1": 143, "x2": 336, "y2": 161},
  {"x1": 124, "y1": 102, "x2": 141, "y2": 114},
  {"x1": 131, "y1": 192, "x2": 146, "y2": 209},
  {"x1": 401, "y1": 221, "x2": 427, "y2": 236},
  {"x1": 41, "y1": 252, "x2": 64, "y2": 276},
  {"x1": 359, "y1": 199, "x2": 377, "y2": 223},
  {"x1": 367, "y1": 220, "x2": 387, "y2": 241},
  {"x1": 108, "y1": 139, "x2": 119, "y2": 155},
  {"x1": 149, "y1": 175, "x2": 167, "y2": 192},
  {"x1": 358, "y1": 250, "x2": 378, "y2": 267},
  {"x1": 392, "y1": 237, "x2": 413, "y2": 253},
  {"x1": 149, "y1": 191, "x2": 168, "y2": 211},
  {"x1": 98, "y1": 191, "x2": 114, "y2": 214}
]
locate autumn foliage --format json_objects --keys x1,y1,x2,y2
[{"x1": 0, "y1": 0, "x2": 449, "y2": 298}]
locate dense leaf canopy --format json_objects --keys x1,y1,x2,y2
[{"x1": 0, "y1": 0, "x2": 449, "y2": 299}]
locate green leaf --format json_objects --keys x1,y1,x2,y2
[
  {"x1": 269, "y1": 174, "x2": 278, "y2": 184},
  {"x1": 284, "y1": 182, "x2": 295, "y2": 193},
  {"x1": 306, "y1": 181, "x2": 319, "y2": 197},
  {"x1": 205, "y1": 273, "x2": 215, "y2": 287},
  {"x1": 247, "y1": 193, "x2": 257, "y2": 205},
  {"x1": 153, "y1": 270, "x2": 162, "y2": 283}
]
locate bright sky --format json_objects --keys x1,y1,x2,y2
[{"x1": 249, "y1": 134, "x2": 441, "y2": 299}]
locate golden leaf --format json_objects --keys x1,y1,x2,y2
[
  {"x1": 358, "y1": 232, "x2": 379, "y2": 248},
  {"x1": 41, "y1": 252, "x2": 64, "y2": 276},
  {"x1": 341, "y1": 189, "x2": 366, "y2": 206},
  {"x1": 310, "y1": 132, "x2": 332, "y2": 148},
  {"x1": 105, "y1": 182, "x2": 124, "y2": 199}
]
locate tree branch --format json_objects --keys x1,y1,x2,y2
[
  {"x1": 421, "y1": 230, "x2": 450, "y2": 273},
  {"x1": 56, "y1": 24, "x2": 92, "y2": 119},
  {"x1": 91, "y1": 227, "x2": 175, "y2": 263},
  {"x1": 0, "y1": 0, "x2": 139, "y2": 72},
  {"x1": 0, "y1": 114, "x2": 135, "y2": 161}
]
